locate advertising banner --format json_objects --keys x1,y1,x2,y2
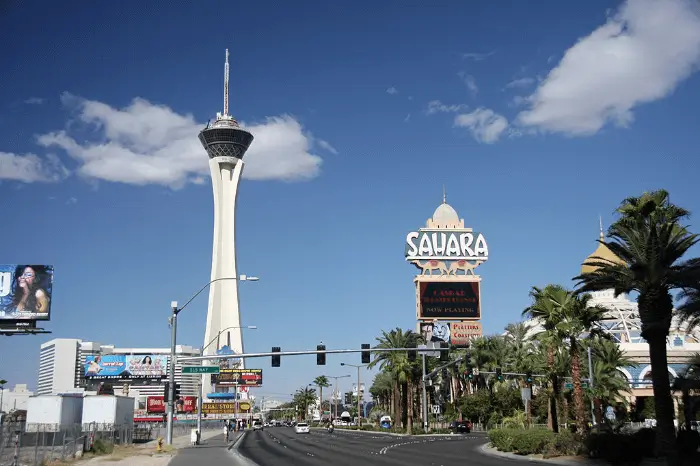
[
  {"x1": 449, "y1": 321, "x2": 483, "y2": 346},
  {"x1": 202, "y1": 402, "x2": 251, "y2": 414},
  {"x1": 419, "y1": 321, "x2": 451, "y2": 344},
  {"x1": 418, "y1": 281, "x2": 480, "y2": 320},
  {"x1": 211, "y1": 369, "x2": 263, "y2": 387},
  {"x1": 0, "y1": 265, "x2": 54, "y2": 321},
  {"x1": 84, "y1": 354, "x2": 168, "y2": 379},
  {"x1": 147, "y1": 396, "x2": 196, "y2": 413}
]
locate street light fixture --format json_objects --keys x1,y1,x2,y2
[
  {"x1": 166, "y1": 274, "x2": 258, "y2": 445},
  {"x1": 196, "y1": 325, "x2": 258, "y2": 439},
  {"x1": 324, "y1": 375, "x2": 350, "y2": 419},
  {"x1": 340, "y1": 363, "x2": 368, "y2": 427}
]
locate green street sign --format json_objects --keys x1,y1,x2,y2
[
  {"x1": 182, "y1": 366, "x2": 220, "y2": 374},
  {"x1": 564, "y1": 382, "x2": 588, "y2": 389}
]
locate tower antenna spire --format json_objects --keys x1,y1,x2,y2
[
  {"x1": 442, "y1": 185, "x2": 446, "y2": 204},
  {"x1": 223, "y1": 49, "x2": 230, "y2": 118},
  {"x1": 599, "y1": 215, "x2": 604, "y2": 239}
]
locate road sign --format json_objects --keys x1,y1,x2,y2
[
  {"x1": 564, "y1": 382, "x2": 588, "y2": 389},
  {"x1": 182, "y1": 366, "x2": 220, "y2": 374},
  {"x1": 431, "y1": 405, "x2": 441, "y2": 414}
]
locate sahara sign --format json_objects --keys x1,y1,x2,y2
[{"x1": 405, "y1": 231, "x2": 488, "y2": 261}]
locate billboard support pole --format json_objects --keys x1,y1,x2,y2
[
  {"x1": 421, "y1": 353, "x2": 429, "y2": 433},
  {"x1": 166, "y1": 304, "x2": 179, "y2": 446}
]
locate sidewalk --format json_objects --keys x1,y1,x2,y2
[
  {"x1": 168, "y1": 431, "x2": 244, "y2": 466},
  {"x1": 77, "y1": 429, "x2": 223, "y2": 466},
  {"x1": 478, "y1": 443, "x2": 601, "y2": 466}
]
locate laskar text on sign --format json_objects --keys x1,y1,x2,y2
[{"x1": 405, "y1": 231, "x2": 488, "y2": 261}]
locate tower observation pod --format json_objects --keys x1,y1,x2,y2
[{"x1": 199, "y1": 49, "x2": 254, "y2": 397}]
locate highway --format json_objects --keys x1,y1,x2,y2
[{"x1": 236, "y1": 427, "x2": 513, "y2": 465}]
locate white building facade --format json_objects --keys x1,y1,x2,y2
[
  {"x1": 0, "y1": 384, "x2": 34, "y2": 412},
  {"x1": 37, "y1": 338, "x2": 202, "y2": 405}
]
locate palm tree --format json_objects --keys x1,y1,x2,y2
[
  {"x1": 574, "y1": 189, "x2": 700, "y2": 462},
  {"x1": 369, "y1": 328, "x2": 421, "y2": 432},
  {"x1": 549, "y1": 289, "x2": 608, "y2": 429},
  {"x1": 523, "y1": 284, "x2": 568, "y2": 433},
  {"x1": 587, "y1": 337, "x2": 637, "y2": 421},
  {"x1": 312, "y1": 375, "x2": 330, "y2": 419},
  {"x1": 292, "y1": 386, "x2": 317, "y2": 421}
]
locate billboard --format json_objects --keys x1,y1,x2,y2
[
  {"x1": 419, "y1": 321, "x2": 451, "y2": 344},
  {"x1": 147, "y1": 396, "x2": 196, "y2": 414},
  {"x1": 84, "y1": 354, "x2": 168, "y2": 379},
  {"x1": 418, "y1": 280, "x2": 480, "y2": 319},
  {"x1": 211, "y1": 369, "x2": 262, "y2": 387},
  {"x1": 0, "y1": 265, "x2": 54, "y2": 321},
  {"x1": 202, "y1": 402, "x2": 251, "y2": 414}
]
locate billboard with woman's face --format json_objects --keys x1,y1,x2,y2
[
  {"x1": 84, "y1": 354, "x2": 168, "y2": 379},
  {"x1": 0, "y1": 265, "x2": 54, "y2": 321}
]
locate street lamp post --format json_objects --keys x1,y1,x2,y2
[
  {"x1": 341, "y1": 363, "x2": 367, "y2": 427},
  {"x1": 325, "y1": 375, "x2": 350, "y2": 419},
  {"x1": 196, "y1": 325, "x2": 257, "y2": 440},
  {"x1": 166, "y1": 275, "x2": 258, "y2": 446}
]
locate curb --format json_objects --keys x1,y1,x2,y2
[
  {"x1": 228, "y1": 431, "x2": 247, "y2": 451},
  {"x1": 478, "y1": 443, "x2": 598, "y2": 465},
  {"x1": 227, "y1": 431, "x2": 259, "y2": 466}
]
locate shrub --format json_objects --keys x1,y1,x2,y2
[
  {"x1": 584, "y1": 432, "x2": 644, "y2": 465},
  {"x1": 544, "y1": 430, "x2": 582, "y2": 458},
  {"x1": 511, "y1": 429, "x2": 556, "y2": 455},
  {"x1": 92, "y1": 438, "x2": 114, "y2": 455},
  {"x1": 677, "y1": 430, "x2": 700, "y2": 456}
]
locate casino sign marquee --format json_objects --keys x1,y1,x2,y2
[{"x1": 405, "y1": 200, "x2": 487, "y2": 345}]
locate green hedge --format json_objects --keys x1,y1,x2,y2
[{"x1": 488, "y1": 428, "x2": 582, "y2": 458}]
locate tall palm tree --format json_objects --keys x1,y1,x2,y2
[
  {"x1": 292, "y1": 386, "x2": 317, "y2": 421},
  {"x1": 523, "y1": 284, "x2": 568, "y2": 433},
  {"x1": 587, "y1": 337, "x2": 637, "y2": 421},
  {"x1": 312, "y1": 375, "x2": 330, "y2": 419},
  {"x1": 573, "y1": 189, "x2": 700, "y2": 462}
]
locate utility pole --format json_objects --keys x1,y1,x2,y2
[
  {"x1": 588, "y1": 346, "x2": 596, "y2": 425},
  {"x1": 166, "y1": 302, "x2": 179, "y2": 446}
]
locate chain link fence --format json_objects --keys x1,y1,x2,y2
[{"x1": 0, "y1": 422, "x2": 133, "y2": 466}]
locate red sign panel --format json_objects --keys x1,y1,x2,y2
[{"x1": 147, "y1": 396, "x2": 196, "y2": 413}]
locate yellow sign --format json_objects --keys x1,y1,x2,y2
[{"x1": 201, "y1": 402, "x2": 251, "y2": 414}]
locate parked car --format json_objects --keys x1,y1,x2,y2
[
  {"x1": 295, "y1": 422, "x2": 310, "y2": 434},
  {"x1": 449, "y1": 420, "x2": 472, "y2": 434}
]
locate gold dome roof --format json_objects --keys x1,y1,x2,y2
[{"x1": 580, "y1": 230, "x2": 626, "y2": 275}]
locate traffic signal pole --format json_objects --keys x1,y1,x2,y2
[{"x1": 421, "y1": 353, "x2": 428, "y2": 433}]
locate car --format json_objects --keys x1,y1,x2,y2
[
  {"x1": 253, "y1": 421, "x2": 264, "y2": 431},
  {"x1": 295, "y1": 422, "x2": 310, "y2": 434},
  {"x1": 449, "y1": 420, "x2": 472, "y2": 434}
]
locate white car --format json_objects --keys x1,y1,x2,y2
[
  {"x1": 295, "y1": 422, "x2": 310, "y2": 434},
  {"x1": 253, "y1": 421, "x2": 264, "y2": 431}
]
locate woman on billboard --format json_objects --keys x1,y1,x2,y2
[{"x1": 7, "y1": 265, "x2": 50, "y2": 316}]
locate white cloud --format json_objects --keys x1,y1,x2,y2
[
  {"x1": 458, "y1": 72, "x2": 478, "y2": 95},
  {"x1": 30, "y1": 93, "x2": 326, "y2": 187},
  {"x1": 504, "y1": 77, "x2": 535, "y2": 89},
  {"x1": 462, "y1": 51, "x2": 496, "y2": 61},
  {"x1": 404, "y1": 113, "x2": 411, "y2": 122},
  {"x1": 426, "y1": 100, "x2": 468, "y2": 115},
  {"x1": 0, "y1": 151, "x2": 67, "y2": 183},
  {"x1": 24, "y1": 97, "x2": 45, "y2": 105},
  {"x1": 386, "y1": 86, "x2": 399, "y2": 95},
  {"x1": 317, "y1": 139, "x2": 337, "y2": 154},
  {"x1": 66, "y1": 197, "x2": 77, "y2": 205},
  {"x1": 516, "y1": 0, "x2": 700, "y2": 135},
  {"x1": 454, "y1": 108, "x2": 509, "y2": 144}
]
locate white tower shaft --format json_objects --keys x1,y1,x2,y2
[{"x1": 202, "y1": 158, "x2": 245, "y2": 396}]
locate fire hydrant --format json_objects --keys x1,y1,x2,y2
[{"x1": 156, "y1": 437, "x2": 164, "y2": 453}]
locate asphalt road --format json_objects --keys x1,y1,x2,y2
[{"x1": 237, "y1": 427, "x2": 516, "y2": 466}]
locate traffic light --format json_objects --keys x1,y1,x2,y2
[
  {"x1": 439, "y1": 342, "x2": 449, "y2": 362},
  {"x1": 408, "y1": 342, "x2": 417, "y2": 362},
  {"x1": 361, "y1": 344, "x2": 371, "y2": 364},
  {"x1": 272, "y1": 347, "x2": 281, "y2": 367},
  {"x1": 174, "y1": 383, "x2": 181, "y2": 400},
  {"x1": 344, "y1": 392, "x2": 352, "y2": 404},
  {"x1": 163, "y1": 382, "x2": 170, "y2": 402},
  {"x1": 465, "y1": 365, "x2": 474, "y2": 380},
  {"x1": 496, "y1": 367, "x2": 503, "y2": 381},
  {"x1": 317, "y1": 345, "x2": 326, "y2": 365},
  {"x1": 525, "y1": 371, "x2": 533, "y2": 384}
]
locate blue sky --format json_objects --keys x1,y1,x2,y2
[{"x1": 2, "y1": 0, "x2": 700, "y2": 402}]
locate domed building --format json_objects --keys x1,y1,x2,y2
[{"x1": 523, "y1": 224, "x2": 700, "y2": 401}]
